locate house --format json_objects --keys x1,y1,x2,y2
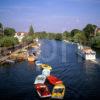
[
  {"x1": 96, "y1": 28, "x2": 100, "y2": 33},
  {"x1": 14, "y1": 32, "x2": 27, "y2": 42},
  {"x1": 95, "y1": 28, "x2": 100, "y2": 36}
]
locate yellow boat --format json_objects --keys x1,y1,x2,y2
[
  {"x1": 52, "y1": 84, "x2": 65, "y2": 99},
  {"x1": 27, "y1": 55, "x2": 36, "y2": 62},
  {"x1": 40, "y1": 64, "x2": 52, "y2": 70}
]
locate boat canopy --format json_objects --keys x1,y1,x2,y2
[
  {"x1": 52, "y1": 84, "x2": 65, "y2": 99},
  {"x1": 34, "y1": 75, "x2": 46, "y2": 84},
  {"x1": 42, "y1": 69, "x2": 50, "y2": 77}
]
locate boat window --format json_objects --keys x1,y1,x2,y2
[
  {"x1": 91, "y1": 53, "x2": 95, "y2": 55},
  {"x1": 37, "y1": 77, "x2": 44, "y2": 80},
  {"x1": 54, "y1": 88, "x2": 64, "y2": 93}
]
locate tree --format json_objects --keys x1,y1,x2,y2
[
  {"x1": 29, "y1": 25, "x2": 34, "y2": 35},
  {"x1": 63, "y1": 31, "x2": 70, "y2": 40},
  {"x1": 22, "y1": 35, "x2": 33, "y2": 43},
  {"x1": 0, "y1": 22, "x2": 3, "y2": 35},
  {"x1": 73, "y1": 31, "x2": 87, "y2": 44},
  {"x1": 0, "y1": 23, "x2": 3, "y2": 29},
  {"x1": 4, "y1": 27, "x2": 16, "y2": 36},
  {"x1": 91, "y1": 36, "x2": 100, "y2": 48},
  {"x1": 70, "y1": 29, "x2": 81, "y2": 37},
  {"x1": 0, "y1": 36, "x2": 18, "y2": 47},
  {"x1": 55, "y1": 33, "x2": 62, "y2": 40},
  {"x1": 83, "y1": 24, "x2": 97, "y2": 39}
]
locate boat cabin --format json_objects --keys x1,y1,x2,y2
[
  {"x1": 34, "y1": 75, "x2": 46, "y2": 84},
  {"x1": 52, "y1": 84, "x2": 65, "y2": 99}
]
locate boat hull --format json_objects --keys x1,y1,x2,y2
[
  {"x1": 47, "y1": 75, "x2": 62, "y2": 85},
  {"x1": 35, "y1": 83, "x2": 51, "y2": 98},
  {"x1": 77, "y1": 50, "x2": 96, "y2": 60}
]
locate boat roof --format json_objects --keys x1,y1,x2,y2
[
  {"x1": 42, "y1": 69, "x2": 51, "y2": 72},
  {"x1": 81, "y1": 47, "x2": 95, "y2": 52},
  {"x1": 42, "y1": 69, "x2": 50, "y2": 76},
  {"x1": 53, "y1": 84, "x2": 65, "y2": 89},
  {"x1": 36, "y1": 75, "x2": 46, "y2": 78},
  {"x1": 41, "y1": 64, "x2": 52, "y2": 69},
  {"x1": 41, "y1": 64, "x2": 49, "y2": 66},
  {"x1": 34, "y1": 75, "x2": 46, "y2": 84}
]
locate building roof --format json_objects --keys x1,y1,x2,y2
[{"x1": 15, "y1": 32, "x2": 28, "y2": 36}]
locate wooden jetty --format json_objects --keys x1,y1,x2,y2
[
  {"x1": 0, "y1": 42, "x2": 38, "y2": 64},
  {"x1": 0, "y1": 56, "x2": 10, "y2": 64}
]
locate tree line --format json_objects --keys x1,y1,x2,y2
[{"x1": 0, "y1": 22, "x2": 100, "y2": 49}]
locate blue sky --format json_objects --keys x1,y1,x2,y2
[{"x1": 0, "y1": 0, "x2": 100, "y2": 32}]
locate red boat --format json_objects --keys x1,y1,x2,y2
[
  {"x1": 47, "y1": 75, "x2": 62, "y2": 85},
  {"x1": 35, "y1": 83, "x2": 51, "y2": 98}
]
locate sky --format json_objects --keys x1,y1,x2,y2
[{"x1": 0, "y1": 0, "x2": 100, "y2": 32}]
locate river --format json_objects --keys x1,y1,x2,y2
[{"x1": 0, "y1": 39, "x2": 100, "y2": 100}]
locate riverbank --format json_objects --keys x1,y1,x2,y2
[{"x1": 0, "y1": 42, "x2": 37, "y2": 64}]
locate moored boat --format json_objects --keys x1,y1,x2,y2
[
  {"x1": 35, "y1": 83, "x2": 51, "y2": 98},
  {"x1": 34, "y1": 75, "x2": 46, "y2": 84},
  {"x1": 42, "y1": 69, "x2": 50, "y2": 77},
  {"x1": 47, "y1": 75, "x2": 62, "y2": 85},
  {"x1": 77, "y1": 44, "x2": 96, "y2": 60},
  {"x1": 52, "y1": 84, "x2": 65, "y2": 99},
  {"x1": 40, "y1": 64, "x2": 52, "y2": 70},
  {"x1": 35, "y1": 60, "x2": 42, "y2": 66},
  {"x1": 63, "y1": 40, "x2": 70, "y2": 43},
  {"x1": 27, "y1": 55, "x2": 36, "y2": 62},
  {"x1": 17, "y1": 53, "x2": 25, "y2": 61}
]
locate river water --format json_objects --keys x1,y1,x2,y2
[{"x1": 0, "y1": 39, "x2": 100, "y2": 100}]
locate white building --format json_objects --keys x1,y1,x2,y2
[{"x1": 14, "y1": 32, "x2": 27, "y2": 42}]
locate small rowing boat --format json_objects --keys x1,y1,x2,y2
[
  {"x1": 34, "y1": 75, "x2": 46, "y2": 84},
  {"x1": 34, "y1": 83, "x2": 51, "y2": 98},
  {"x1": 47, "y1": 75, "x2": 62, "y2": 85}
]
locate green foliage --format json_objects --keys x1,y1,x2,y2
[
  {"x1": 0, "y1": 23, "x2": 3, "y2": 28},
  {"x1": 83, "y1": 24, "x2": 97, "y2": 39},
  {"x1": 0, "y1": 22, "x2": 3, "y2": 35},
  {"x1": 29, "y1": 25, "x2": 34, "y2": 35},
  {"x1": 70, "y1": 29, "x2": 81, "y2": 37},
  {"x1": 35, "y1": 31, "x2": 48, "y2": 39},
  {"x1": 63, "y1": 31, "x2": 70, "y2": 40},
  {"x1": 96, "y1": 32, "x2": 100, "y2": 36},
  {"x1": 55, "y1": 33, "x2": 62, "y2": 40},
  {"x1": 0, "y1": 22, "x2": 99, "y2": 49},
  {"x1": 73, "y1": 31, "x2": 87, "y2": 44},
  {"x1": 91, "y1": 36, "x2": 100, "y2": 48},
  {"x1": 4, "y1": 27, "x2": 16, "y2": 36},
  {"x1": 22, "y1": 35, "x2": 33, "y2": 42},
  {"x1": 0, "y1": 36, "x2": 18, "y2": 47},
  {"x1": 47, "y1": 33, "x2": 56, "y2": 39}
]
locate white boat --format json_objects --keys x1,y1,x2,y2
[
  {"x1": 35, "y1": 61, "x2": 42, "y2": 66},
  {"x1": 34, "y1": 75, "x2": 46, "y2": 84},
  {"x1": 42, "y1": 69, "x2": 50, "y2": 77},
  {"x1": 77, "y1": 44, "x2": 96, "y2": 60},
  {"x1": 63, "y1": 40, "x2": 69, "y2": 43},
  {"x1": 5, "y1": 59, "x2": 15, "y2": 64}
]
